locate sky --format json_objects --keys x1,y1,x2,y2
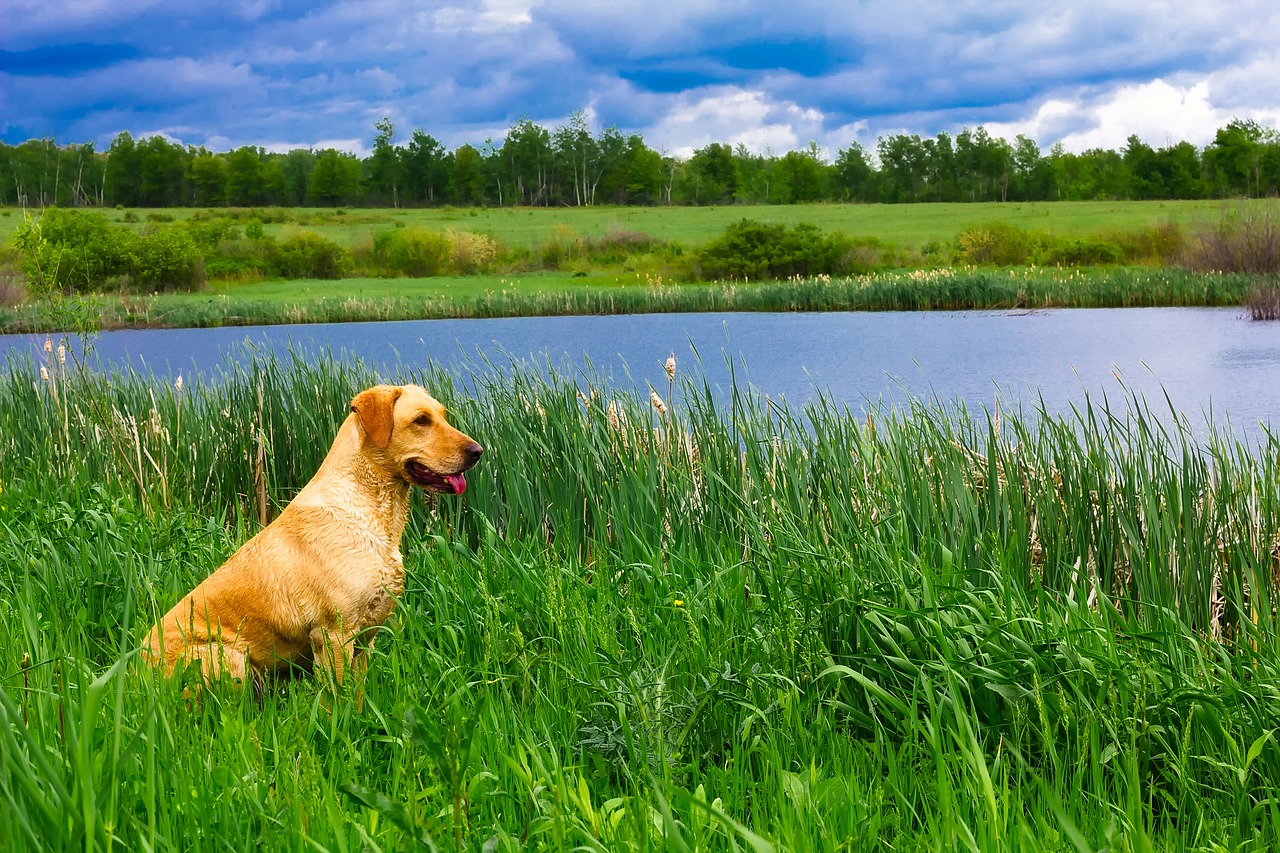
[{"x1": 2, "y1": 0, "x2": 1279, "y2": 159}]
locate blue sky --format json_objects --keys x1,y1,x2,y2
[{"x1": 2, "y1": 0, "x2": 1278, "y2": 158}]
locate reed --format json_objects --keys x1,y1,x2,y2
[
  {"x1": 2, "y1": 348, "x2": 1280, "y2": 850},
  {"x1": 0, "y1": 267, "x2": 1254, "y2": 333}
]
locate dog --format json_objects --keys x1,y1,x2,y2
[{"x1": 144, "y1": 383, "x2": 482, "y2": 689}]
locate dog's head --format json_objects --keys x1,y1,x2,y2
[{"x1": 349, "y1": 384, "x2": 483, "y2": 495}]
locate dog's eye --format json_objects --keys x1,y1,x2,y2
[{"x1": 414, "y1": 413, "x2": 433, "y2": 427}]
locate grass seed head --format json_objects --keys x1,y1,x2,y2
[{"x1": 650, "y1": 389, "x2": 667, "y2": 416}]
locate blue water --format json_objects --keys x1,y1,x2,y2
[{"x1": 4, "y1": 307, "x2": 1278, "y2": 436}]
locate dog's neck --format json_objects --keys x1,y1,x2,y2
[{"x1": 293, "y1": 416, "x2": 413, "y2": 545}]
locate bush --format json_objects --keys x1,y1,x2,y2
[
  {"x1": 15, "y1": 207, "x2": 134, "y2": 293},
  {"x1": 370, "y1": 227, "x2": 451, "y2": 277},
  {"x1": 955, "y1": 222, "x2": 1042, "y2": 266},
  {"x1": 445, "y1": 229, "x2": 499, "y2": 274},
  {"x1": 180, "y1": 217, "x2": 242, "y2": 250},
  {"x1": 1183, "y1": 208, "x2": 1280, "y2": 275},
  {"x1": 1040, "y1": 237, "x2": 1124, "y2": 267},
  {"x1": 540, "y1": 225, "x2": 580, "y2": 270},
  {"x1": 203, "y1": 237, "x2": 271, "y2": 281},
  {"x1": 581, "y1": 228, "x2": 666, "y2": 264},
  {"x1": 1245, "y1": 282, "x2": 1280, "y2": 320},
  {"x1": 12, "y1": 208, "x2": 206, "y2": 293},
  {"x1": 130, "y1": 227, "x2": 203, "y2": 291},
  {"x1": 1108, "y1": 222, "x2": 1184, "y2": 265},
  {"x1": 270, "y1": 231, "x2": 347, "y2": 279},
  {"x1": 692, "y1": 219, "x2": 867, "y2": 281}
]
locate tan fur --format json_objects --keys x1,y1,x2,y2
[{"x1": 144, "y1": 383, "x2": 482, "y2": 687}]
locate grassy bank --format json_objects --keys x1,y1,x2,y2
[
  {"x1": 3, "y1": 350, "x2": 1280, "y2": 850},
  {"x1": 0, "y1": 267, "x2": 1255, "y2": 332},
  {"x1": 4, "y1": 199, "x2": 1277, "y2": 332}
]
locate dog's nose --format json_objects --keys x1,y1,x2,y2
[{"x1": 463, "y1": 442, "x2": 484, "y2": 463}]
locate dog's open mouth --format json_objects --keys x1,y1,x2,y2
[{"x1": 405, "y1": 460, "x2": 467, "y2": 495}]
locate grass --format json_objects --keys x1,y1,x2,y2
[
  {"x1": 3, "y1": 200, "x2": 1274, "y2": 249},
  {"x1": 3, "y1": 347, "x2": 1280, "y2": 850},
  {"x1": 0, "y1": 267, "x2": 1257, "y2": 332}
]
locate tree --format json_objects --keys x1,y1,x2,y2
[
  {"x1": 1122, "y1": 135, "x2": 1163, "y2": 199},
  {"x1": 308, "y1": 149, "x2": 360, "y2": 205},
  {"x1": 278, "y1": 149, "x2": 317, "y2": 205},
  {"x1": 1154, "y1": 141, "x2": 1204, "y2": 199},
  {"x1": 405, "y1": 129, "x2": 449, "y2": 204},
  {"x1": 776, "y1": 146, "x2": 826, "y2": 203},
  {"x1": 621, "y1": 135, "x2": 663, "y2": 204},
  {"x1": 225, "y1": 147, "x2": 264, "y2": 206},
  {"x1": 104, "y1": 132, "x2": 141, "y2": 207},
  {"x1": 877, "y1": 134, "x2": 927, "y2": 202},
  {"x1": 1206, "y1": 119, "x2": 1266, "y2": 197},
  {"x1": 551, "y1": 111, "x2": 597, "y2": 206},
  {"x1": 137, "y1": 135, "x2": 186, "y2": 206},
  {"x1": 190, "y1": 153, "x2": 227, "y2": 206},
  {"x1": 368, "y1": 117, "x2": 404, "y2": 207},
  {"x1": 1012, "y1": 134, "x2": 1053, "y2": 201},
  {"x1": 833, "y1": 142, "x2": 875, "y2": 201},
  {"x1": 503, "y1": 118, "x2": 553, "y2": 205},
  {"x1": 450, "y1": 144, "x2": 486, "y2": 205},
  {"x1": 677, "y1": 142, "x2": 738, "y2": 204}
]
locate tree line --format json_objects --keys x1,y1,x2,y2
[{"x1": 3, "y1": 112, "x2": 1278, "y2": 209}]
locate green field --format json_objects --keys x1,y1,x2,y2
[
  {"x1": 3, "y1": 351, "x2": 1280, "y2": 850},
  {"x1": 1, "y1": 199, "x2": 1266, "y2": 248}
]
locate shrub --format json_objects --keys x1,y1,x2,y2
[
  {"x1": 1245, "y1": 282, "x2": 1280, "y2": 320},
  {"x1": 1182, "y1": 207, "x2": 1280, "y2": 275},
  {"x1": 203, "y1": 236, "x2": 272, "y2": 281},
  {"x1": 1108, "y1": 222, "x2": 1184, "y2": 265},
  {"x1": 581, "y1": 228, "x2": 666, "y2": 264},
  {"x1": 12, "y1": 208, "x2": 207, "y2": 293},
  {"x1": 540, "y1": 225, "x2": 580, "y2": 270},
  {"x1": 14, "y1": 207, "x2": 134, "y2": 293},
  {"x1": 370, "y1": 227, "x2": 451, "y2": 277},
  {"x1": 270, "y1": 231, "x2": 347, "y2": 279},
  {"x1": 1040, "y1": 237, "x2": 1124, "y2": 267},
  {"x1": 692, "y1": 219, "x2": 866, "y2": 281},
  {"x1": 837, "y1": 235, "x2": 898, "y2": 274},
  {"x1": 181, "y1": 217, "x2": 242, "y2": 250},
  {"x1": 955, "y1": 222, "x2": 1042, "y2": 266},
  {"x1": 145, "y1": 212, "x2": 175, "y2": 223},
  {"x1": 130, "y1": 227, "x2": 204, "y2": 291},
  {"x1": 445, "y1": 229, "x2": 499, "y2": 274}
]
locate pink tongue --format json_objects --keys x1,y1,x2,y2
[{"x1": 446, "y1": 473, "x2": 467, "y2": 495}]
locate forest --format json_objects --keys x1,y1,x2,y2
[{"x1": 3, "y1": 113, "x2": 1279, "y2": 210}]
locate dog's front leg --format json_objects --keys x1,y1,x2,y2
[{"x1": 310, "y1": 625, "x2": 356, "y2": 688}]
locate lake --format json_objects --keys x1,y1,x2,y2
[{"x1": 3, "y1": 307, "x2": 1278, "y2": 437}]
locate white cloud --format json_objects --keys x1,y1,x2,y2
[
  {"x1": 647, "y1": 88, "x2": 825, "y2": 156},
  {"x1": 982, "y1": 67, "x2": 1280, "y2": 153}
]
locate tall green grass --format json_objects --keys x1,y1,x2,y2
[
  {"x1": 2, "y1": 349, "x2": 1280, "y2": 850},
  {"x1": 0, "y1": 267, "x2": 1253, "y2": 333}
]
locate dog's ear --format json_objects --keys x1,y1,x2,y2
[{"x1": 350, "y1": 386, "x2": 403, "y2": 449}]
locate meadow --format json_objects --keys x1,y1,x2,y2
[
  {"x1": 0, "y1": 199, "x2": 1259, "y2": 249},
  {"x1": 3, "y1": 347, "x2": 1280, "y2": 850}
]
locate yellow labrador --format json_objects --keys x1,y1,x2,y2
[{"x1": 144, "y1": 383, "x2": 482, "y2": 688}]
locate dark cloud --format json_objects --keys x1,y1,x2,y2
[{"x1": 2, "y1": 0, "x2": 1278, "y2": 154}]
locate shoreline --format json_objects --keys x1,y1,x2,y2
[{"x1": 0, "y1": 266, "x2": 1256, "y2": 334}]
